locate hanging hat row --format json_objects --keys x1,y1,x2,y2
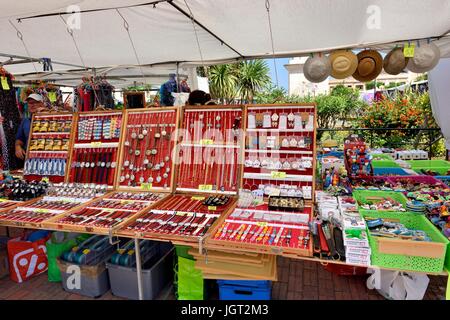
[{"x1": 304, "y1": 41, "x2": 441, "y2": 83}]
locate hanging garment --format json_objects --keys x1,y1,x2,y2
[{"x1": 0, "y1": 73, "x2": 21, "y2": 170}]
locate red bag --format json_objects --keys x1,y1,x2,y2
[{"x1": 7, "y1": 234, "x2": 50, "y2": 283}]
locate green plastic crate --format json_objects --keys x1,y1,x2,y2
[
  {"x1": 353, "y1": 190, "x2": 408, "y2": 211},
  {"x1": 371, "y1": 153, "x2": 394, "y2": 161},
  {"x1": 406, "y1": 160, "x2": 450, "y2": 175},
  {"x1": 371, "y1": 160, "x2": 400, "y2": 168},
  {"x1": 360, "y1": 211, "x2": 449, "y2": 273}
]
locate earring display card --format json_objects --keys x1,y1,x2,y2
[
  {"x1": 68, "y1": 111, "x2": 123, "y2": 187},
  {"x1": 243, "y1": 105, "x2": 316, "y2": 200},
  {"x1": 117, "y1": 108, "x2": 178, "y2": 190},
  {"x1": 43, "y1": 191, "x2": 166, "y2": 234},
  {"x1": 176, "y1": 107, "x2": 243, "y2": 194},
  {"x1": 24, "y1": 113, "x2": 74, "y2": 183},
  {"x1": 118, "y1": 193, "x2": 236, "y2": 244},
  {"x1": 0, "y1": 183, "x2": 107, "y2": 229},
  {"x1": 208, "y1": 204, "x2": 312, "y2": 256}
]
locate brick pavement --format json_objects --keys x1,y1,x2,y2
[{"x1": 0, "y1": 256, "x2": 446, "y2": 300}]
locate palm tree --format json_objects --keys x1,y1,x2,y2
[
  {"x1": 236, "y1": 60, "x2": 271, "y2": 103},
  {"x1": 208, "y1": 64, "x2": 238, "y2": 104}
]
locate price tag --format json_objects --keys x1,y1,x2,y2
[
  {"x1": 403, "y1": 43, "x2": 415, "y2": 58},
  {"x1": 271, "y1": 171, "x2": 286, "y2": 179},
  {"x1": 90, "y1": 141, "x2": 102, "y2": 147},
  {"x1": 141, "y1": 183, "x2": 152, "y2": 191},
  {"x1": 208, "y1": 206, "x2": 217, "y2": 211},
  {"x1": 256, "y1": 222, "x2": 268, "y2": 227},
  {"x1": 48, "y1": 92, "x2": 57, "y2": 102},
  {"x1": 36, "y1": 209, "x2": 49, "y2": 214},
  {"x1": 103, "y1": 208, "x2": 115, "y2": 213},
  {"x1": 191, "y1": 196, "x2": 205, "y2": 201},
  {"x1": 120, "y1": 200, "x2": 131, "y2": 204},
  {"x1": 82, "y1": 249, "x2": 90, "y2": 254},
  {"x1": 41, "y1": 177, "x2": 50, "y2": 183},
  {"x1": 1, "y1": 77, "x2": 10, "y2": 90},
  {"x1": 0, "y1": 199, "x2": 8, "y2": 202},
  {"x1": 127, "y1": 250, "x2": 135, "y2": 256},
  {"x1": 200, "y1": 139, "x2": 214, "y2": 145},
  {"x1": 199, "y1": 184, "x2": 213, "y2": 191}
]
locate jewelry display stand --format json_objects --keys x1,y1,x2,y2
[{"x1": 24, "y1": 112, "x2": 76, "y2": 183}]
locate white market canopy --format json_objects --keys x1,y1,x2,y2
[{"x1": 1, "y1": 0, "x2": 450, "y2": 76}]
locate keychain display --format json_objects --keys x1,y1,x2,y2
[
  {"x1": 344, "y1": 134, "x2": 373, "y2": 178},
  {"x1": 0, "y1": 179, "x2": 48, "y2": 201},
  {"x1": 68, "y1": 111, "x2": 123, "y2": 186},
  {"x1": 118, "y1": 108, "x2": 177, "y2": 190},
  {"x1": 24, "y1": 113, "x2": 74, "y2": 183},
  {"x1": 243, "y1": 105, "x2": 316, "y2": 200},
  {"x1": 176, "y1": 107, "x2": 243, "y2": 194},
  {"x1": 45, "y1": 191, "x2": 165, "y2": 232},
  {"x1": 121, "y1": 194, "x2": 236, "y2": 241}
]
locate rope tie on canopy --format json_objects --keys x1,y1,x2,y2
[
  {"x1": 8, "y1": 20, "x2": 38, "y2": 73},
  {"x1": 183, "y1": 0, "x2": 206, "y2": 74},
  {"x1": 115, "y1": 9, "x2": 147, "y2": 86},
  {"x1": 265, "y1": 0, "x2": 279, "y2": 87}
]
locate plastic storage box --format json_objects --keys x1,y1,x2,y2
[
  {"x1": 371, "y1": 160, "x2": 400, "y2": 168},
  {"x1": 107, "y1": 244, "x2": 173, "y2": 300},
  {"x1": 373, "y1": 167, "x2": 409, "y2": 176},
  {"x1": 217, "y1": 280, "x2": 271, "y2": 300},
  {"x1": 406, "y1": 160, "x2": 450, "y2": 175},
  {"x1": 57, "y1": 256, "x2": 111, "y2": 298}
]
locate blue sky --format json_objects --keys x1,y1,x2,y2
[{"x1": 266, "y1": 58, "x2": 289, "y2": 91}]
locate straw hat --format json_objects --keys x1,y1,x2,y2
[
  {"x1": 383, "y1": 47, "x2": 409, "y2": 75},
  {"x1": 329, "y1": 50, "x2": 358, "y2": 79},
  {"x1": 303, "y1": 54, "x2": 331, "y2": 83},
  {"x1": 352, "y1": 50, "x2": 383, "y2": 82},
  {"x1": 406, "y1": 42, "x2": 441, "y2": 73}
]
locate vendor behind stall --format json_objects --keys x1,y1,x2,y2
[{"x1": 15, "y1": 93, "x2": 47, "y2": 160}]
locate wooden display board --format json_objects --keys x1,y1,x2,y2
[
  {"x1": 115, "y1": 107, "x2": 180, "y2": 193},
  {"x1": 24, "y1": 112, "x2": 76, "y2": 183}
]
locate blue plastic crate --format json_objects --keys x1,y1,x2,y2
[
  {"x1": 373, "y1": 167, "x2": 408, "y2": 176},
  {"x1": 435, "y1": 176, "x2": 450, "y2": 186},
  {"x1": 217, "y1": 280, "x2": 271, "y2": 288},
  {"x1": 218, "y1": 280, "x2": 271, "y2": 300}
]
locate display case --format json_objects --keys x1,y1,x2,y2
[
  {"x1": 207, "y1": 201, "x2": 312, "y2": 257},
  {"x1": 0, "y1": 183, "x2": 107, "y2": 229},
  {"x1": 24, "y1": 112, "x2": 75, "y2": 183},
  {"x1": 67, "y1": 111, "x2": 124, "y2": 187},
  {"x1": 43, "y1": 191, "x2": 167, "y2": 235},
  {"x1": 116, "y1": 108, "x2": 179, "y2": 191},
  {"x1": 175, "y1": 106, "x2": 244, "y2": 195},
  {"x1": 117, "y1": 193, "x2": 237, "y2": 245},
  {"x1": 242, "y1": 104, "x2": 316, "y2": 201}
]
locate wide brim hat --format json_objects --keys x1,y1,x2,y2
[
  {"x1": 406, "y1": 42, "x2": 440, "y2": 73},
  {"x1": 330, "y1": 50, "x2": 358, "y2": 79},
  {"x1": 352, "y1": 50, "x2": 383, "y2": 82},
  {"x1": 304, "y1": 53, "x2": 331, "y2": 83},
  {"x1": 383, "y1": 47, "x2": 409, "y2": 75}
]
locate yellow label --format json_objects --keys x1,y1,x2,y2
[
  {"x1": 127, "y1": 249, "x2": 135, "y2": 255},
  {"x1": 0, "y1": 199, "x2": 8, "y2": 202},
  {"x1": 117, "y1": 249, "x2": 125, "y2": 254},
  {"x1": 199, "y1": 184, "x2": 213, "y2": 191},
  {"x1": 141, "y1": 183, "x2": 152, "y2": 191},
  {"x1": 208, "y1": 206, "x2": 217, "y2": 211},
  {"x1": 403, "y1": 43, "x2": 415, "y2": 58},
  {"x1": 103, "y1": 208, "x2": 115, "y2": 213},
  {"x1": 271, "y1": 171, "x2": 286, "y2": 179},
  {"x1": 120, "y1": 200, "x2": 131, "y2": 204},
  {"x1": 82, "y1": 249, "x2": 90, "y2": 254},
  {"x1": 1, "y1": 77, "x2": 10, "y2": 90},
  {"x1": 36, "y1": 209, "x2": 49, "y2": 214},
  {"x1": 191, "y1": 196, "x2": 205, "y2": 201},
  {"x1": 48, "y1": 92, "x2": 57, "y2": 102},
  {"x1": 200, "y1": 139, "x2": 214, "y2": 145},
  {"x1": 41, "y1": 177, "x2": 49, "y2": 183},
  {"x1": 72, "y1": 246, "x2": 79, "y2": 252},
  {"x1": 90, "y1": 141, "x2": 102, "y2": 147},
  {"x1": 256, "y1": 222, "x2": 268, "y2": 227}
]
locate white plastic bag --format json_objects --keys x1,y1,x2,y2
[{"x1": 366, "y1": 268, "x2": 429, "y2": 300}]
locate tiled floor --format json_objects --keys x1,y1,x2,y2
[{"x1": 0, "y1": 256, "x2": 446, "y2": 300}]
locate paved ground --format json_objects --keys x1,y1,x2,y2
[{"x1": 0, "y1": 256, "x2": 446, "y2": 300}]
